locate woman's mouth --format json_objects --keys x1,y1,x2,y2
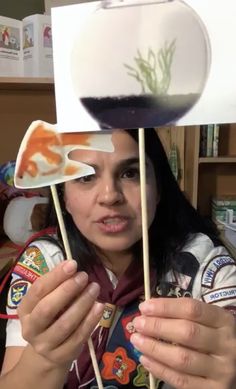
[{"x1": 96, "y1": 217, "x2": 129, "y2": 233}]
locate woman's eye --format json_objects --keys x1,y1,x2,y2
[
  {"x1": 75, "y1": 174, "x2": 95, "y2": 183},
  {"x1": 121, "y1": 167, "x2": 140, "y2": 179}
]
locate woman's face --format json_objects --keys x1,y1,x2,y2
[{"x1": 64, "y1": 130, "x2": 158, "y2": 256}]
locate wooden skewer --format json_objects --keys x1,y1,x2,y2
[
  {"x1": 50, "y1": 185, "x2": 72, "y2": 258},
  {"x1": 50, "y1": 184, "x2": 104, "y2": 389},
  {"x1": 138, "y1": 128, "x2": 156, "y2": 389}
]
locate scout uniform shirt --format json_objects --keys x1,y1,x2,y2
[{"x1": 5, "y1": 233, "x2": 236, "y2": 388}]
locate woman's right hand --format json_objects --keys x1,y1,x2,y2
[{"x1": 17, "y1": 259, "x2": 104, "y2": 368}]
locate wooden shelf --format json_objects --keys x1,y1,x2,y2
[
  {"x1": 0, "y1": 78, "x2": 56, "y2": 164},
  {"x1": 199, "y1": 156, "x2": 236, "y2": 164},
  {"x1": 0, "y1": 77, "x2": 54, "y2": 91},
  {"x1": 183, "y1": 125, "x2": 236, "y2": 215}
]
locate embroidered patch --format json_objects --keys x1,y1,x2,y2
[
  {"x1": 133, "y1": 364, "x2": 162, "y2": 388},
  {"x1": 156, "y1": 283, "x2": 192, "y2": 298},
  {"x1": 13, "y1": 263, "x2": 38, "y2": 283},
  {"x1": 202, "y1": 286, "x2": 236, "y2": 304},
  {"x1": 201, "y1": 255, "x2": 236, "y2": 289},
  {"x1": 7, "y1": 279, "x2": 31, "y2": 309},
  {"x1": 100, "y1": 303, "x2": 116, "y2": 328},
  {"x1": 121, "y1": 312, "x2": 140, "y2": 341},
  {"x1": 102, "y1": 347, "x2": 136, "y2": 385},
  {"x1": 16, "y1": 246, "x2": 49, "y2": 277}
]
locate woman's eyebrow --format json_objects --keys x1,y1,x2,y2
[
  {"x1": 117, "y1": 157, "x2": 151, "y2": 170},
  {"x1": 76, "y1": 157, "x2": 147, "y2": 172},
  {"x1": 117, "y1": 157, "x2": 140, "y2": 169},
  {"x1": 80, "y1": 157, "x2": 140, "y2": 171}
]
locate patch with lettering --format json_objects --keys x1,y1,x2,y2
[
  {"x1": 133, "y1": 364, "x2": 162, "y2": 388},
  {"x1": 16, "y1": 246, "x2": 49, "y2": 277},
  {"x1": 202, "y1": 286, "x2": 236, "y2": 304},
  {"x1": 13, "y1": 263, "x2": 39, "y2": 283},
  {"x1": 102, "y1": 347, "x2": 136, "y2": 385},
  {"x1": 201, "y1": 255, "x2": 236, "y2": 289},
  {"x1": 7, "y1": 279, "x2": 31, "y2": 309}
]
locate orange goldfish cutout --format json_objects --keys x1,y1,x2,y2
[{"x1": 14, "y1": 120, "x2": 113, "y2": 189}]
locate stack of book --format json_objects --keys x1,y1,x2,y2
[
  {"x1": 212, "y1": 195, "x2": 236, "y2": 224},
  {"x1": 199, "y1": 124, "x2": 220, "y2": 157}
]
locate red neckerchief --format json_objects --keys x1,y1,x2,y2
[{"x1": 67, "y1": 259, "x2": 156, "y2": 388}]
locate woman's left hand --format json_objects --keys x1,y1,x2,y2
[{"x1": 130, "y1": 297, "x2": 236, "y2": 389}]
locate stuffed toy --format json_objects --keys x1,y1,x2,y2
[{"x1": 0, "y1": 161, "x2": 49, "y2": 246}]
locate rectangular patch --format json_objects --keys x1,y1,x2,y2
[
  {"x1": 202, "y1": 286, "x2": 236, "y2": 304},
  {"x1": 202, "y1": 255, "x2": 236, "y2": 288},
  {"x1": 13, "y1": 263, "x2": 39, "y2": 283}
]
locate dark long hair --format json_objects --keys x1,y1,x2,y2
[
  {"x1": 46, "y1": 128, "x2": 220, "y2": 277},
  {"x1": 127, "y1": 129, "x2": 220, "y2": 277}
]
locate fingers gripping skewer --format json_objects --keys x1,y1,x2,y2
[
  {"x1": 50, "y1": 184, "x2": 104, "y2": 389},
  {"x1": 138, "y1": 128, "x2": 156, "y2": 389}
]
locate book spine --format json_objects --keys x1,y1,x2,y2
[
  {"x1": 206, "y1": 124, "x2": 214, "y2": 157},
  {"x1": 213, "y1": 124, "x2": 220, "y2": 157},
  {"x1": 199, "y1": 125, "x2": 208, "y2": 157}
]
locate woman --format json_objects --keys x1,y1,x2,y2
[{"x1": 1, "y1": 129, "x2": 236, "y2": 389}]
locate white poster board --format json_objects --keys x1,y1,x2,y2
[{"x1": 52, "y1": 0, "x2": 236, "y2": 132}]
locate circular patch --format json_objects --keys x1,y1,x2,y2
[{"x1": 7, "y1": 279, "x2": 31, "y2": 309}]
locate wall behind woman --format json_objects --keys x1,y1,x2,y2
[
  {"x1": 0, "y1": 0, "x2": 44, "y2": 19},
  {"x1": 44, "y1": 0, "x2": 96, "y2": 15},
  {"x1": 0, "y1": 0, "x2": 97, "y2": 19}
]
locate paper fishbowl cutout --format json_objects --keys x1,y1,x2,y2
[
  {"x1": 14, "y1": 120, "x2": 113, "y2": 189},
  {"x1": 70, "y1": 0, "x2": 211, "y2": 129}
]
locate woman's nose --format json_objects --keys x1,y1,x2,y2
[{"x1": 98, "y1": 179, "x2": 124, "y2": 206}]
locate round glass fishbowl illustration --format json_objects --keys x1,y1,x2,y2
[{"x1": 71, "y1": 0, "x2": 211, "y2": 129}]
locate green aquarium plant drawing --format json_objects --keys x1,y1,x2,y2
[{"x1": 124, "y1": 39, "x2": 176, "y2": 95}]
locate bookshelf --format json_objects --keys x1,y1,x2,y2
[
  {"x1": 0, "y1": 77, "x2": 56, "y2": 164},
  {"x1": 157, "y1": 124, "x2": 236, "y2": 256},
  {"x1": 184, "y1": 124, "x2": 236, "y2": 217},
  {"x1": 0, "y1": 77, "x2": 53, "y2": 87}
]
